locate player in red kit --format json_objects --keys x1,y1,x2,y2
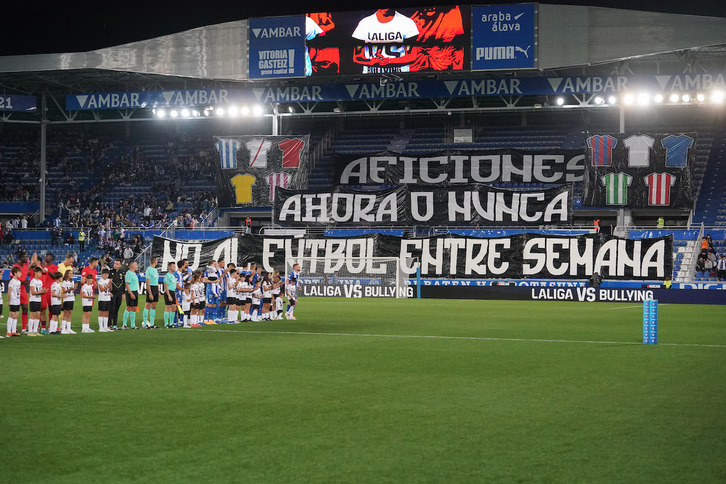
[
  {"x1": 40, "y1": 252, "x2": 58, "y2": 334},
  {"x1": 12, "y1": 251, "x2": 36, "y2": 333}
]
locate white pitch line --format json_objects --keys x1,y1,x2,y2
[{"x1": 197, "y1": 329, "x2": 726, "y2": 348}]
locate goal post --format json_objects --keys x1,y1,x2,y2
[{"x1": 284, "y1": 256, "x2": 413, "y2": 299}]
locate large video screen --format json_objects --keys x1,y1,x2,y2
[{"x1": 304, "y1": 6, "x2": 471, "y2": 76}]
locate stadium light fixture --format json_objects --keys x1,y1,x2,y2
[
  {"x1": 241, "y1": 106, "x2": 250, "y2": 116},
  {"x1": 253, "y1": 105, "x2": 264, "y2": 116},
  {"x1": 288, "y1": 106, "x2": 295, "y2": 113},
  {"x1": 623, "y1": 93, "x2": 635, "y2": 105},
  {"x1": 712, "y1": 91, "x2": 725, "y2": 103},
  {"x1": 192, "y1": 110, "x2": 200, "y2": 117},
  {"x1": 215, "y1": 107, "x2": 226, "y2": 116},
  {"x1": 156, "y1": 108, "x2": 166, "y2": 118},
  {"x1": 594, "y1": 96, "x2": 604, "y2": 105},
  {"x1": 682, "y1": 94, "x2": 691, "y2": 103},
  {"x1": 654, "y1": 94, "x2": 664, "y2": 103},
  {"x1": 228, "y1": 106, "x2": 239, "y2": 117},
  {"x1": 696, "y1": 93, "x2": 706, "y2": 103},
  {"x1": 636, "y1": 92, "x2": 650, "y2": 105},
  {"x1": 669, "y1": 93, "x2": 680, "y2": 103},
  {"x1": 170, "y1": 109, "x2": 179, "y2": 118},
  {"x1": 607, "y1": 96, "x2": 617, "y2": 105},
  {"x1": 181, "y1": 108, "x2": 191, "y2": 118},
  {"x1": 555, "y1": 97, "x2": 565, "y2": 106}
]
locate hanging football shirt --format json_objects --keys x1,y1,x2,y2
[
  {"x1": 266, "y1": 173, "x2": 291, "y2": 202},
  {"x1": 216, "y1": 138, "x2": 241, "y2": 169},
  {"x1": 586, "y1": 135, "x2": 617, "y2": 166},
  {"x1": 278, "y1": 138, "x2": 306, "y2": 168},
  {"x1": 245, "y1": 138, "x2": 273, "y2": 168},
  {"x1": 623, "y1": 135, "x2": 655, "y2": 167},
  {"x1": 644, "y1": 173, "x2": 676, "y2": 206},
  {"x1": 230, "y1": 174, "x2": 256, "y2": 204},
  {"x1": 661, "y1": 135, "x2": 694, "y2": 168},
  {"x1": 601, "y1": 172, "x2": 632, "y2": 205}
]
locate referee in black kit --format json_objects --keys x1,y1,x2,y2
[{"x1": 108, "y1": 259, "x2": 126, "y2": 330}]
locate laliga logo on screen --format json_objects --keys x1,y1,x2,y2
[
  {"x1": 481, "y1": 11, "x2": 525, "y2": 31},
  {"x1": 252, "y1": 26, "x2": 301, "y2": 38}
]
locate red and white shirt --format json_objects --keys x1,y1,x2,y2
[
  {"x1": 267, "y1": 173, "x2": 291, "y2": 202},
  {"x1": 245, "y1": 138, "x2": 273, "y2": 168},
  {"x1": 644, "y1": 173, "x2": 676, "y2": 206}
]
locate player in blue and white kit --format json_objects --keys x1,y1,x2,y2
[
  {"x1": 287, "y1": 263, "x2": 301, "y2": 286},
  {"x1": 173, "y1": 260, "x2": 186, "y2": 327},
  {"x1": 285, "y1": 277, "x2": 298, "y2": 320},
  {"x1": 204, "y1": 261, "x2": 219, "y2": 324}
]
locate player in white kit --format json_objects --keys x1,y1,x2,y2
[
  {"x1": 7, "y1": 267, "x2": 22, "y2": 337},
  {"x1": 97, "y1": 269, "x2": 112, "y2": 332},
  {"x1": 48, "y1": 272, "x2": 63, "y2": 334},
  {"x1": 28, "y1": 267, "x2": 47, "y2": 336},
  {"x1": 80, "y1": 274, "x2": 96, "y2": 333}
]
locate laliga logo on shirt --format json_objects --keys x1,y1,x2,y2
[{"x1": 480, "y1": 10, "x2": 525, "y2": 32}]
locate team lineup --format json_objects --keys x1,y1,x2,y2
[{"x1": 3, "y1": 252, "x2": 301, "y2": 337}]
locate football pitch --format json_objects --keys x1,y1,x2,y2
[{"x1": 1, "y1": 297, "x2": 724, "y2": 482}]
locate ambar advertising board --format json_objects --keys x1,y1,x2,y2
[{"x1": 249, "y1": 16, "x2": 307, "y2": 79}]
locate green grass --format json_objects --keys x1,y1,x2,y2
[{"x1": 1, "y1": 297, "x2": 725, "y2": 483}]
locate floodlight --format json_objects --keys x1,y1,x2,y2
[{"x1": 636, "y1": 93, "x2": 650, "y2": 105}]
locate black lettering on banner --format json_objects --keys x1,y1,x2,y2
[
  {"x1": 274, "y1": 185, "x2": 572, "y2": 226},
  {"x1": 334, "y1": 150, "x2": 585, "y2": 185},
  {"x1": 151, "y1": 234, "x2": 672, "y2": 281}
]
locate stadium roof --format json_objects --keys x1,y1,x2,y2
[{"x1": 1, "y1": 4, "x2": 726, "y2": 122}]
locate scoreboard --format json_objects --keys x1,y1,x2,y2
[{"x1": 248, "y1": 4, "x2": 538, "y2": 79}]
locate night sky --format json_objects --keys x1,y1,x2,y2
[{"x1": 1, "y1": 0, "x2": 725, "y2": 56}]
